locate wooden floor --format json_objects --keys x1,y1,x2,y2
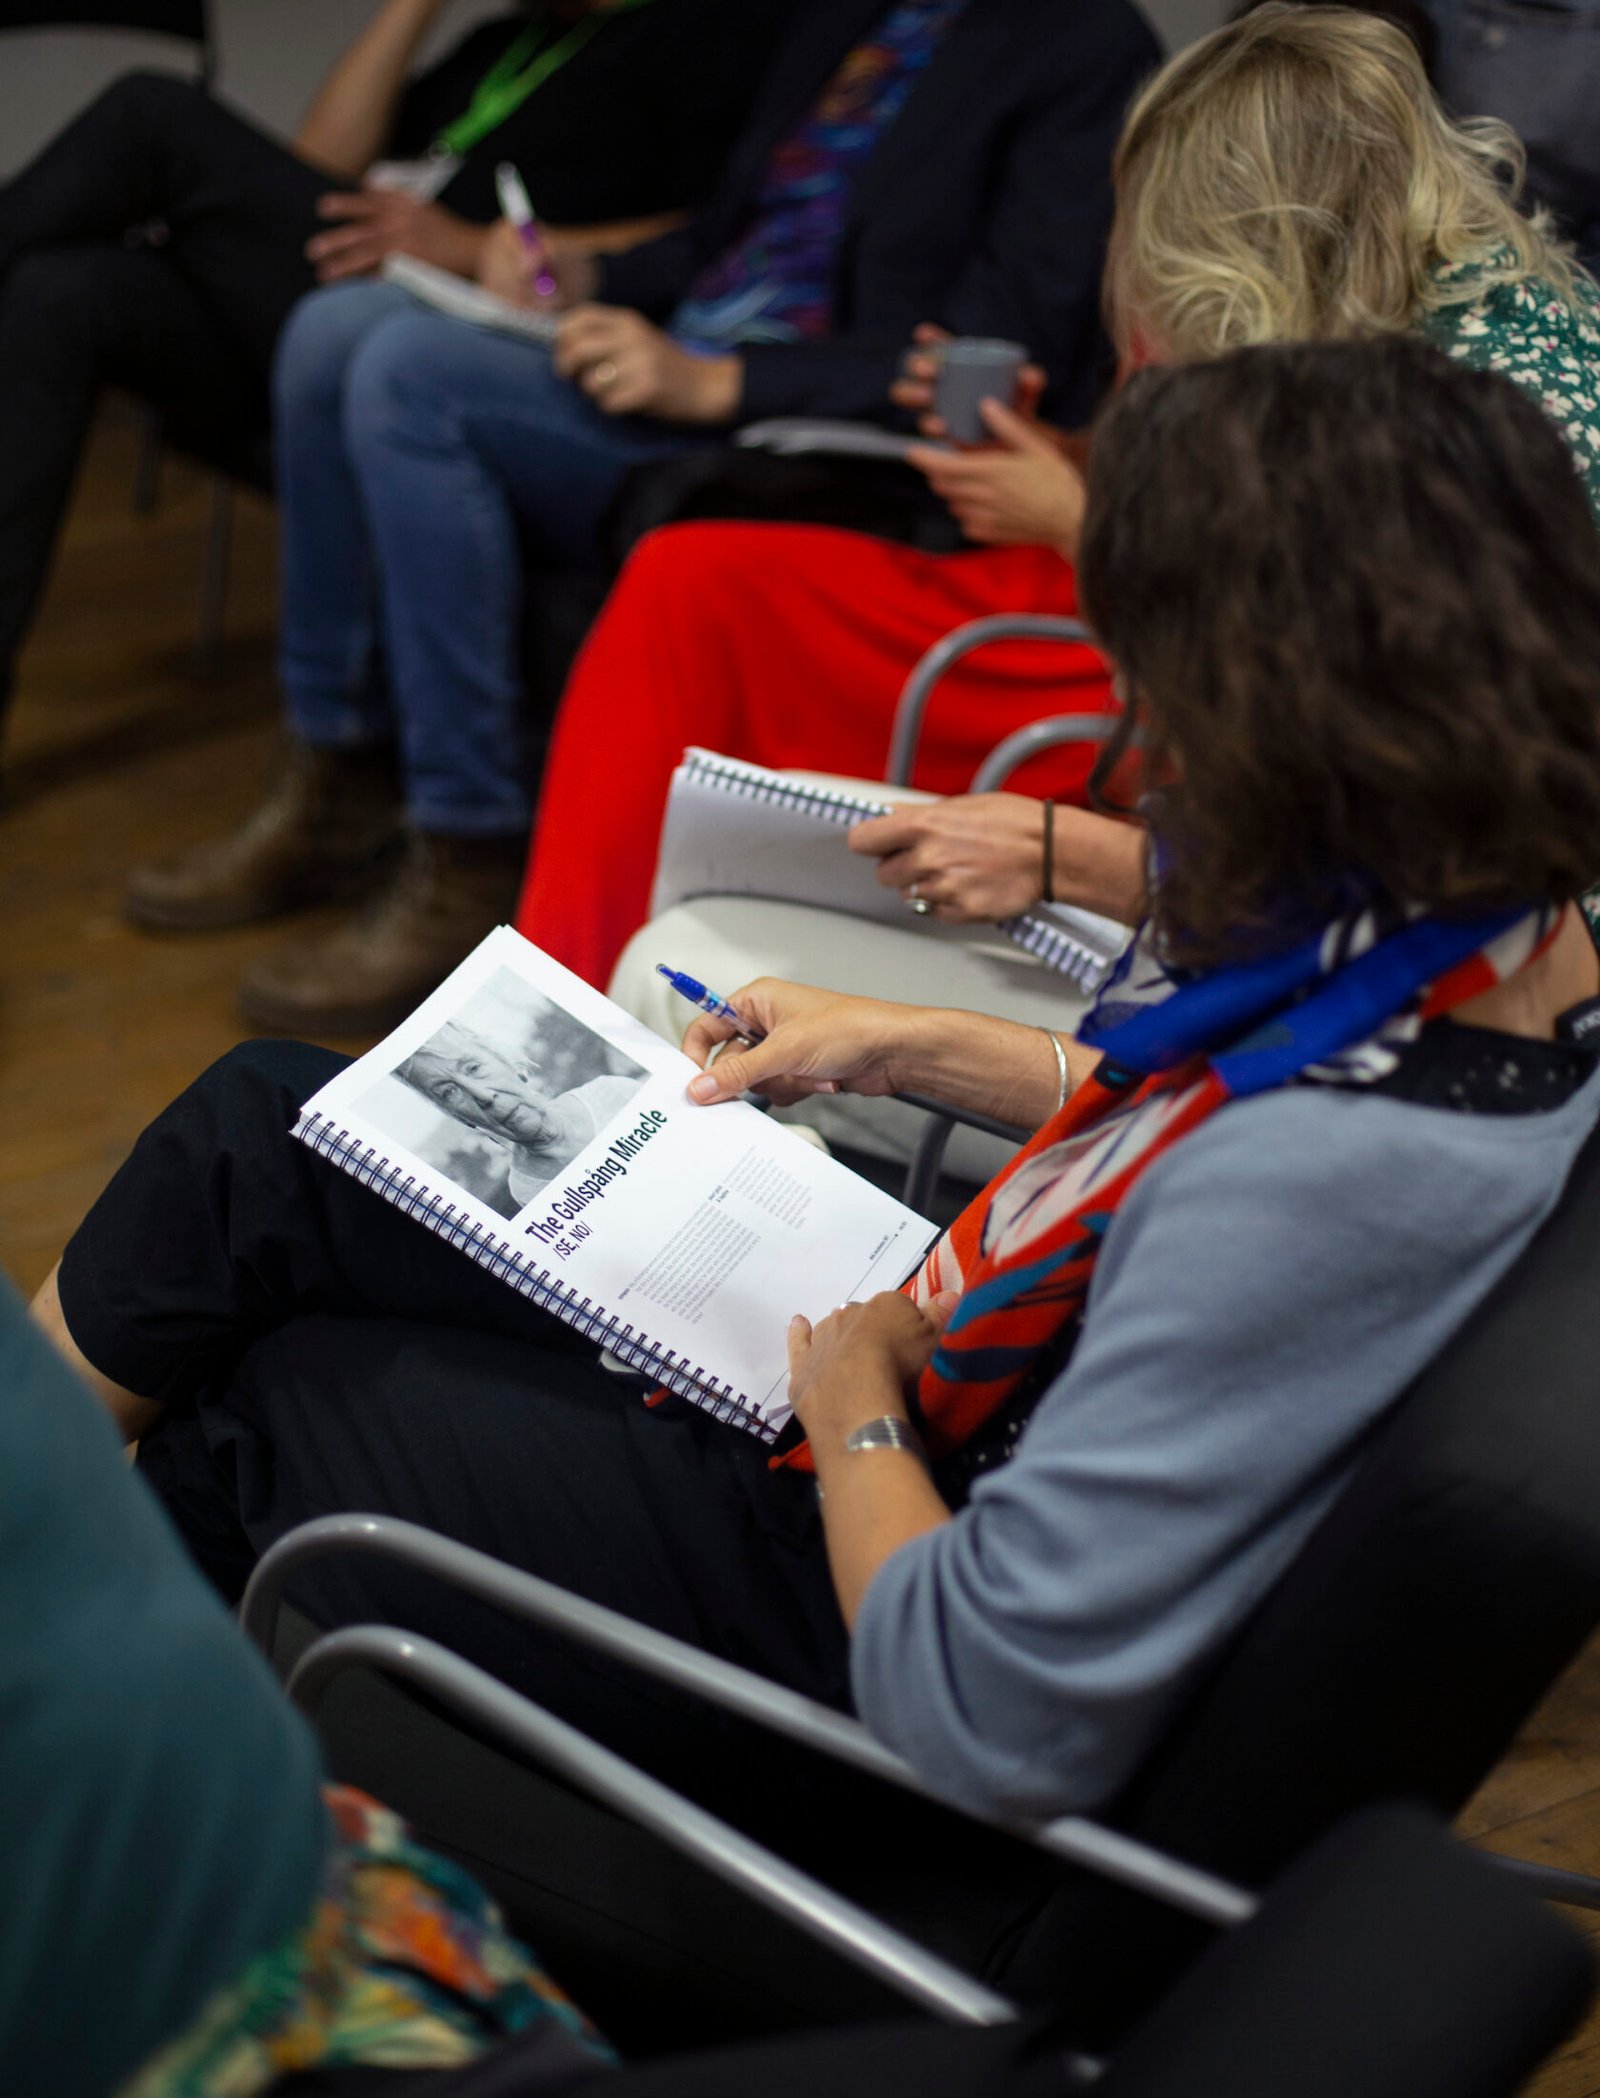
[
  {"x1": 5, "y1": 407, "x2": 1600, "y2": 2089},
  {"x1": 0, "y1": 404, "x2": 378, "y2": 1291}
]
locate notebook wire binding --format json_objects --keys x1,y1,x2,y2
[
  {"x1": 295, "y1": 1109, "x2": 777, "y2": 1442},
  {"x1": 679, "y1": 750, "x2": 1126, "y2": 992}
]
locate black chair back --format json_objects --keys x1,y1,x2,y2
[
  {"x1": 1092, "y1": 1805, "x2": 1594, "y2": 2098},
  {"x1": 271, "y1": 1807, "x2": 1595, "y2": 2098}
]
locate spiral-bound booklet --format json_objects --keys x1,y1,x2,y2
[
  {"x1": 651, "y1": 749, "x2": 1131, "y2": 990},
  {"x1": 294, "y1": 926, "x2": 938, "y2": 1442},
  {"x1": 380, "y1": 254, "x2": 560, "y2": 345}
]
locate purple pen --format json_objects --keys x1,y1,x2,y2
[
  {"x1": 495, "y1": 162, "x2": 559, "y2": 300},
  {"x1": 656, "y1": 965, "x2": 762, "y2": 1036}
]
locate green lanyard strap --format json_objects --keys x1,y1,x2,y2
[{"x1": 434, "y1": 0, "x2": 657, "y2": 158}]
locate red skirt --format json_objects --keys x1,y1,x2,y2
[{"x1": 515, "y1": 521, "x2": 1115, "y2": 988}]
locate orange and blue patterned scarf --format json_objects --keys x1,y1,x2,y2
[{"x1": 899, "y1": 902, "x2": 1561, "y2": 1462}]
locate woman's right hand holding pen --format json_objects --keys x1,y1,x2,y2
[
  {"x1": 477, "y1": 220, "x2": 597, "y2": 308},
  {"x1": 683, "y1": 981, "x2": 907, "y2": 1106},
  {"x1": 682, "y1": 979, "x2": 1098, "y2": 1130}
]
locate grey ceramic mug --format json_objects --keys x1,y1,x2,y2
[{"x1": 932, "y1": 337, "x2": 1028, "y2": 444}]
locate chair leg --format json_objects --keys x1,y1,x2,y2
[
  {"x1": 903, "y1": 1112, "x2": 956, "y2": 1218},
  {"x1": 132, "y1": 407, "x2": 164, "y2": 515},
  {"x1": 194, "y1": 476, "x2": 234, "y2": 676},
  {"x1": 1490, "y1": 1854, "x2": 1600, "y2": 1912}
]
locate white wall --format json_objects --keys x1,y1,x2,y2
[
  {"x1": 1147, "y1": 0, "x2": 1230, "y2": 52},
  {"x1": 0, "y1": 0, "x2": 1226, "y2": 181}
]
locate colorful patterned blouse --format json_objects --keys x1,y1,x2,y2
[
  {"x1": 1422, "y1": 249, "x2": 1600, "y2": 521},
  {"x1": 119, "y1": 1788, "x2": 614, "y2": 2098},
  {"x1": 672, "y1": 0, "x2": 968, "y2": 352}
]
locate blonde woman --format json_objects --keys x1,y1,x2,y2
[
  {"x1": 919, "y1": 0, "x2": 1600, "y2": 564},
  {"x1": 1098, "y1": 1, "x2": 1600, "y2": 476}
]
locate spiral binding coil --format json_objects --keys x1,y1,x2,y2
[
  {"x1": 682, "y1": 751, "x2": 1121, "y2": 990},
  {"x1": 294, "y1": 1111, "x2": 778, "y2": 1442}
]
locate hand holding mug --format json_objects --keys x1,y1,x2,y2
[{"x1": 890, "y1": 322, "x2": 1047, "y2": 440}]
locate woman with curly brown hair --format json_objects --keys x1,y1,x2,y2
[{"x1": 34, "y1": 336, "x2": 1600, "y2": 1828}]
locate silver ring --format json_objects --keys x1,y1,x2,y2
[
  {"x1": 705, "y1": 1033, "x2": 756, "y2": 1067},
  {"x1": 590, "y1": 359, "x2": 619, "y2": 389},
  {"x1": 907, "y1": 883, "x2": 934, "y2": 918}
]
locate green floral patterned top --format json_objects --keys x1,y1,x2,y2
[
  {"x1": 1422, "y1": 250, "x2": 1600, "y2": 522},
  {"x1": 1421, "y1": 251, "x2": 1600, "y2": 938}
]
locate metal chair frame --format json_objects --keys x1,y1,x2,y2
[
  {"x1": 245, "y1": 1512, "x2": 1255, "y2": 2031},
  {"x1": 879, "y1": 614, "x2": 1131, "y2": 1207},
  {"x1": 886, "y1": 615, "x2": 1105, "y2": 788},
  {"x1": 288, "y1": 1622, "x2": 1019, "y2": 2028}
]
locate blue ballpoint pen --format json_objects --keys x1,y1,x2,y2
[{"x1": 656, "y1": 965, "x2": 764, "y2": 1036}]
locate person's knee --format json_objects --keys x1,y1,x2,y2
[
  {"x1": 176, "y1": 1041, "x2": 346, "y2": 1157},
  {"x1": 208, "y1": 1037, "x2": 342, "y2": 1102},
  {"x1": 275, "y1": 283, "x2": 403, "y2": 427},
  {"x1": 126, "y1": 1041, "x2": 346, "y2": 1214},
  {"x1": 340, "y1": 313, "x2": 568, "y2": 467},
  {"x1": 629, "y1": 522, "x2": 764, "y2": 588},
  {"x1": 624, "y1": 521, "x2": 791, "y2": 616},
  {"x1": 88, "y1": 67, "x2": 205, "y2": 134},
  {"x1": 338, "y1": 310, "x2": 477, "y2": 457}
]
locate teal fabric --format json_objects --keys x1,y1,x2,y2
[{"x1": 0, "y1": 1274, "x2": 328, "y2": 2098}]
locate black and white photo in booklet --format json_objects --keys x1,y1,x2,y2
[{"x1": 296, "y1": 926, "x2": 939, "y2": 1439}]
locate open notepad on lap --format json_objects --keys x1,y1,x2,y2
[
  {"x1": 381, "y1": 253, "x2": 559, "y2": 345},
  {"x1": 652, "y1": 748, "x2": 1131, "y2": 991},
  {"x1": 296, "y1": 927, "x2": 938, "y2": 1442}
]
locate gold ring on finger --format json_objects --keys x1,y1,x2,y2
[{"x1": 590, "y1": 360, "x2": 620, "y2": 389}]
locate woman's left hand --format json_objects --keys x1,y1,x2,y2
[
  {"x1": 849, "y1": 792, "x2": 1047, "y2": 922},
  {"x1": 307, "y1": 190, "x2": 483, "y2": 283},
  {"x1": 553, "y1": 305, "x2": 742, "y2": 423},
  {"x1": 786, "y1": 1291, "x2": 958, "y2": 1445}
]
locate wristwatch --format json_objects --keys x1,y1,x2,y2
[{"x1": 843, "y1": 1415, "x2": 927, "y2": 1460}]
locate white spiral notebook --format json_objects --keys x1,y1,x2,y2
[
  {"x1": 735, "y1": 417, "x2": 920, "y2": 462},
  {"x1": 294, "y1": 926, "x2": 938, "y2": 1443},
  {"x1": 381, "y1": 253, "x2": 559, "y2": 345},
  {"x1": 652, "y1": 748, "x2": 1132, "y2": 991}
]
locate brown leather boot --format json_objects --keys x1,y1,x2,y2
[
  {"x1": 125, "y1": 740, "x2": 402, "y2": 932},
  {"x1": 236, "y1": 828, "x2": 526, "y2": 1036}
]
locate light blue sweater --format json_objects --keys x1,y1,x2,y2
[{"x1": 852, "y1": 1063, "x2": 1600, "y2": 1818}]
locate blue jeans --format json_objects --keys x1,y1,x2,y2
[{"x1": 273, "y1": 281, "x2": 695, "y2": 835}]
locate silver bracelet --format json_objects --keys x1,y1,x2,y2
[
  {"x1": 1039, "y1": 1027, "x2": 1071, "y2": 1114},
  {"x1": 843, "y1": 1415, "x2": 928, "y2": 1460}
]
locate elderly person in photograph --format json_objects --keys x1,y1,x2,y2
[{"x1": 397, "y1": 1021, "x2": 637, "y2": 1199}]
